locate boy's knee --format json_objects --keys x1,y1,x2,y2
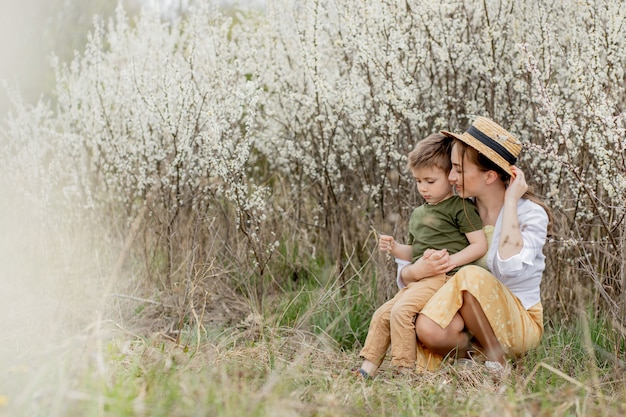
[
  {"x1": 371, "y1": 305, "x2": 390, "y2": 325},
  {"x1": 389, "y1": 303, "x2": 410, "y2": 326}
]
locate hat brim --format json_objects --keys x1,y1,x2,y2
[{"x1": 441, "y1": 130, "x2": 514, "y2": 176}]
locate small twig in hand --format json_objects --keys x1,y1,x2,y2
[{"x1": 386, "y1": 239, "x2": 393, "y2": 261}]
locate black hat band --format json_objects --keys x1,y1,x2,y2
[{"x1": 467, "y1": 125, "x2": 517, "y2": 165}]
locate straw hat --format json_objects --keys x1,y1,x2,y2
[{"x1": 441, "y1": 116, "x2": 522, "y2": 176}]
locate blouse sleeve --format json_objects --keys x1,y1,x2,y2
[{"x1": 396, "y1": 259, "x2": 411, "y2": 289}]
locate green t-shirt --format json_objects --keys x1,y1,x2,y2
[{"x1": 407, "y1": 195, "x2": 483, "y2": 275}]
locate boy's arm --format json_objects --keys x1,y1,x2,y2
[
  {"x1": 447, "y1": 230, "x2": 488, "y2": 270},
  {"x1": 391, "y1": 244, "x2": 412, "y2": 261},
  {"x1": 379, "y1": 234, "x2": 412, "y2": 261}
]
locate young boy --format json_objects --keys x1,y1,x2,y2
[{"x1": 355, "y1": 133, "x2": 487, "y2": 378}]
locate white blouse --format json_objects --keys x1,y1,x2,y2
[{"x1": 488, "y1": 198, "x2": 549, "y2": 309}]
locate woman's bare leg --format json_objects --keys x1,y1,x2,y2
[
  {"x1": 458, "y1": 291, "x2": 505, "y2": 364},
  {"x1": 415, "y1": 313, "x2": 471, "y2": 359}
]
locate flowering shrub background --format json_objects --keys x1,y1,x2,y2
[{"x1": 1, "y1": 0, "x2": 624, "y2": 337}]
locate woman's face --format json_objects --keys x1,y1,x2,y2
[{"x1": 448, "y1": 142, "x2": 486, "y2": 198}]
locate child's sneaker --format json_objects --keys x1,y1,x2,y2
[{"x1": 351, "y1": 366, "x2": 371, "y2": 379}]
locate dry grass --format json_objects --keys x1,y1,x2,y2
[{"x1": 2, "y1": 320, "x2": 625, "y2": 417}]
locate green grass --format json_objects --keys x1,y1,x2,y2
[
  {"x1": 2, "y1": 311, "x2": 625, "y2": 417},
  {"x1": 1, "y1": 240, "x2": 623, "y2": 417}
]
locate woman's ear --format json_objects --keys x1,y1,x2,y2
[{"x1": 485, "y1": 170, "x2": 499, "y2": 185}]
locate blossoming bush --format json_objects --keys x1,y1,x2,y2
[{"x1": 1, "y1": 0, "x2": 624, "y2": 334}]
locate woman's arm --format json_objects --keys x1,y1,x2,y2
[
  {"x1": 498, "y1": 166, "x2": 527, "y2": 259},
  {"x1": 447, "y1": 229, "x2": 488, "y2": 270},
  {"x1": 493, "y1": 200, "x2": 548, "y2": 278},
  {"x1": 493, "y1": 166, "x2": 548, "y2": 281}
]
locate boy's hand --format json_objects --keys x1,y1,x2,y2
[
  {"x1": 379, "y1": 234, "x2": 394, "y2": 260},
  {"x1": 378, "y1": 235, "x2": 394, "y2": 253}
]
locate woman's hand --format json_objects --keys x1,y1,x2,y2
[
  {"x1": 505, "y1": 166, "x2": 528, "y2": 203},
  {"x1": 423, "y1": 248, "x2": 455, "y2": 274},
  {"x1": 400, "y1": 248, "x2": 453, "y2": 284}
]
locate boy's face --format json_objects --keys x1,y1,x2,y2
[{"x1": 411, "y1": 166, "x2": 453, "y2": 204}]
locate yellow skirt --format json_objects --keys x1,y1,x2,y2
[{"x1": 415, "y1": 265, "x2": 544, "y2": 372}]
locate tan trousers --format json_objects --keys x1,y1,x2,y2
[{"x1": 359, "y1": 274, "x2": 447, "y2": 368}]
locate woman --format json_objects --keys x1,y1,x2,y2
[{"x1": 401, "y1": 116, "x2": 552, "y2": 371}]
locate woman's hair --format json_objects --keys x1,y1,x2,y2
[
  {"x1": 453, "y1": 139, "x2": 554, "y2": 234},
  {"x1": 407, "y1": 133, "x2": 452, "y2": 173}
]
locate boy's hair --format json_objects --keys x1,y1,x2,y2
[{"x1": 407, "y1": 133, "x2": 453, "y2": 173}]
